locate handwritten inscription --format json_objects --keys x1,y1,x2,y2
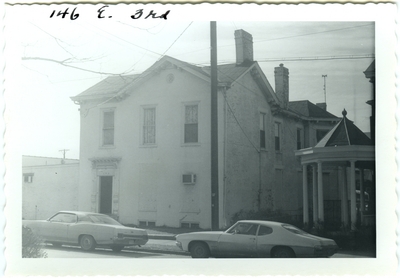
[{"x1": 50, "y1": 6, "x2": 170, "y2": 20}]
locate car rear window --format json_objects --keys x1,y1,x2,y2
[
  {"x1": 282, "y1": 224, "x2": 308, "y2": 235},
  {"x1": 88, "y1": 215, "x2": 122, "y2": 226},
  {"x1": 258, "y1": 225, "x2": 273, "y2": 236}
]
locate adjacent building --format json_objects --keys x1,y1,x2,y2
[
  {"x1": 22, "y1": 155, "x2": 79, "y2": 220},
  {"x1": 71, "y1": 30, "x2": 340, "y2": 229}
]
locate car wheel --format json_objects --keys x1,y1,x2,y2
[
  {"x1": 111, "y1": 246, "x2": 124, "y2": 252},
  {"x1": 272, "y1": 247, "x2": 295, "y2": 258},
  {"x1": 190, "y1": 242, "x2": 210, "y2": 258},
  {"x1": 80, "y1": 235, "x2": 96, "y2": 251}
]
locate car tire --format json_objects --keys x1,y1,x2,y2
[
  {"x1": 111, "y1": 246, "x2": 124, "y2": 252},
  {"x1": 272, "y1": 246, "x2": 295, "y2": 258},
  {"x1": 80, "y1": 235, "x2": 96, "y2": 251},
  {"x1": 190, "y1": 242, "x2": 210, "y2": 258}
]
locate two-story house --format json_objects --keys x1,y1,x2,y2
[{"x1": 71, "y1": 29, "x2": 339, "y2": 229}]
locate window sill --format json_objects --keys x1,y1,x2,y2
[
  {"x1": 140, "y1": 144, "x2": 158, "y2": 148},
  {"x1": 100, "y1": 145, "x2": 116, "y2": 149},
  {"x1": 181, "y1": 142, "x2": 201, "y2": 147}
]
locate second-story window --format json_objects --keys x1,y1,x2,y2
[
  {"x1": 260, "y1": 113, "x2": 266, "y2": 149},
  {"x1": 103, "y1": 110, "x2": 115, "y2": 146},
  {"x1": 184, "y1": 104, "x2": 198, "y2": 143},
  {"x1": 297, "y1": 128, "x2": 303, "y2": 150},
  {"x1": 274, "y1": 122, "x2": 281, "y2": 151},
  {"x1": 143, "y1": 107, "x2": 156, "y2": 144}
]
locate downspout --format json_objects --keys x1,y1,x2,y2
[
  {"x1": 223, "y1": 88, "x2": 228, "y2": 227},
  {"x1": 258, "y1": 150, "x2": 262, "y2": 211}
]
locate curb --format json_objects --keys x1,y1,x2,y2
[
  {"x1": 148, "y1": 234, "x2": 176, "y2": 240},
  {"x1": 127, "y1": 247, "x2": 189, "y2": 256}
]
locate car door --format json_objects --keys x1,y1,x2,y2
[
  {"x1": 217, "y1": 223, "x2": 258, "y2": 257},
  {"x1": 45, "y1": 213, "x2": 77, "y2": 243},
  {"x1": 256, "y1": 225, "x2": 274, "y2": 257}
]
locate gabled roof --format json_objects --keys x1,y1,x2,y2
[
  {"x1": 288, "y1": 100, "x2": 338, "y2": 119},
  {"x1": 315, "y1": 109, "x2": 372, "y2": 148},
  {"x1": 72, "y1": 56, "x2": 271, "y2": 103},
  {"x1": 75, "y1": 75, "x2": 139, "y2": 100},
  {"x1": 202, "y1": 61, "x2": 256, "y2": 84}
]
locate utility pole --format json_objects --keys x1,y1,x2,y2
[
  {"x1": 210, "y1": 21, "x2": 219, "y2": 230},
  {"x1": 59, "y1": 149, "x2": 69, "y2": 159},
  {"x1": 322, "y1": 75, "x2": 328, "y2": 104}
]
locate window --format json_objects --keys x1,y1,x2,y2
[
  {"x1": 258, "y1": 225, "x2": 273, "y2": 236},
  {"x1": 260, "y1": 113, "x2": 266, "y2": 149},
  {"x1": 143, "y1": 107, "x2": 156, "y2": 144},
  {"x1": 274, "y1": 122, "x2": 281, "y2": 151},
  {"x1": 23, "y1": 173, "x2": 34, "y2": 183},
  {"x1": 102, "y1": 110, "x2": 115, "y2": 146},
  {"x1": 297, "y1": 128, "x2": 303, "y2": 150},
  {"x1": 49, "y1": 213, "x2": 77, "y2": 223},
  {"x1": 184, "y1": 104, "x2": 198, "y2": 143},
  {"x1": 227, "y1": 223, "x2": 258, "y2": 235}
]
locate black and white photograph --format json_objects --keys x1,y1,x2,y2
[{"x1": 1, "y1": 2, "x2": 398, "y2": 276}]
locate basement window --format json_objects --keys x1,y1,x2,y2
[
  {"x1": 139, "y1": 221, "x2": 156, "y2": 227},
  {"x1": 181, "y1": 222, "x2": 200, "y2": 229}
]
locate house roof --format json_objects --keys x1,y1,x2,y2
[
  {"x1": 74, "y1": 74, "x2": 139, "y2": 99},
  {"x1": 288, "y1": 100, "x2": 338, "y2": 119},
  {"x1": 363, "y1": 60, "x2": 375, "y2": 79},
  {"x1": 72, "y1": 56, "x2": 258, "y2": 102},
  {"x1": 203, "y1": 62, "x2": 256, "y2": 84},
  {"x1": 315, "y1": 109, "x2": 372, "y2": 148}
]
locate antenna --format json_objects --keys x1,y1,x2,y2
[
  {"x1": 59, "y1": 149, "x2": 69, "y2": 160},
  {"x1": 322, "y1": 75, "x2": 328, "y2": 103}
]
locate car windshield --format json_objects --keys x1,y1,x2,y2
[
  {"x1": 87, "y1": 214, "x2": 122, "y2": 226},
  {"x1": 282, "y1": 224, "x2": 309, "y2": 235}
]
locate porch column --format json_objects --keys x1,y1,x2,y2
[
  {"x1": 302, "y1": 164, "x2": 309, "y2": 225},
  {"x1": 350, "y1": 160, "x2": 357, "y2": 230},
  {"x1": 360, "y1": 168, "x2": 365, "y2": 225},
  {"x1": 317, "y1": 161, "x2": 324, "y2": 222},
  {"x1": 340, "y1": 166, "x2": 349, "y2": 228},
  {"x1": 312, "y1": 165, "x2": 318, "y2": 225}
]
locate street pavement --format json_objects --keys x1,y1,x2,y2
[{"x1": 42, "y1": 229, "x2": 376, "y2": 258}]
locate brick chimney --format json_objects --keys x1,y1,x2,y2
[
  {"x1": 235, "y1": 29, "x2": 253, "y2": 65},
  {"x1": 316, "y1": 102, "x2": 327, "y2": 111},
  {"x1": 274, "y1": 63, "x2": 289, "y2": 108}
]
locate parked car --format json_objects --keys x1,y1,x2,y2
[
  {"x1": 22, "y1": 211, "x2": 148, "y2": 252},
  {"x1": 176, "y1": 220, "x2": 338, "y2": 258}
]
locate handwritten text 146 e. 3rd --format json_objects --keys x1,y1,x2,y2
[{"x1": 49, "y1": 6, "x2": 170, "y2": 20}]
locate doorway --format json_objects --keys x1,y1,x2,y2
[{"x1": 99, "y1": 176, "x2": 113, "y2": 214}]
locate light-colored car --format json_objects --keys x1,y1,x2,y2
[
  {"x1": 22, "y1": 211, "x2": 148, "y2": 252},
  {"x1": 176, "y1": 220, "x2": 338, "y2": 258}
]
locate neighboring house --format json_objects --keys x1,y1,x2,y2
[
  {"x1": 71, "y1": 29, "x2": 339, "y2": 229},
  {"x1": 22, "y1": 155, "x2": 79, "y2": 220}
]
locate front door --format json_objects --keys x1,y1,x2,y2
[{"x1": 99, "y1": 176, "x2": 113, "y2": 214}]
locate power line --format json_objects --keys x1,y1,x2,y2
[{"x1": 161, "y1": 22, "x2": 193, "y2": 57}]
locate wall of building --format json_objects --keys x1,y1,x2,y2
[
  {"x1": 223, "y1": 71, "x2": 282, "y2": 223},
  {"x1": 78, "y1": 66, "x2": 226, "y2": 229},
  {"x1": 23, "y1": 155, "x2": 78, "y2": 167},
  {"x1": 22, "y1": 162, "x2": 79, "y2": 220}
]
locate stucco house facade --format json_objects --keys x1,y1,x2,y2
[
  {"x1": 71, "y1": 30, "x2": 339, "y2": 229},
  {"x1": 22, "y1": 155, "x2": 80, "y2": 220}
]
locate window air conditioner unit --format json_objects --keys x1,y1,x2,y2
[{"x1": 182, "y1": 174, "x2": 196, "y2": 185}]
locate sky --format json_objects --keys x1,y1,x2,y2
[{"x1": 4, "y1": 4, "x2": 376, "y2": 160}]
